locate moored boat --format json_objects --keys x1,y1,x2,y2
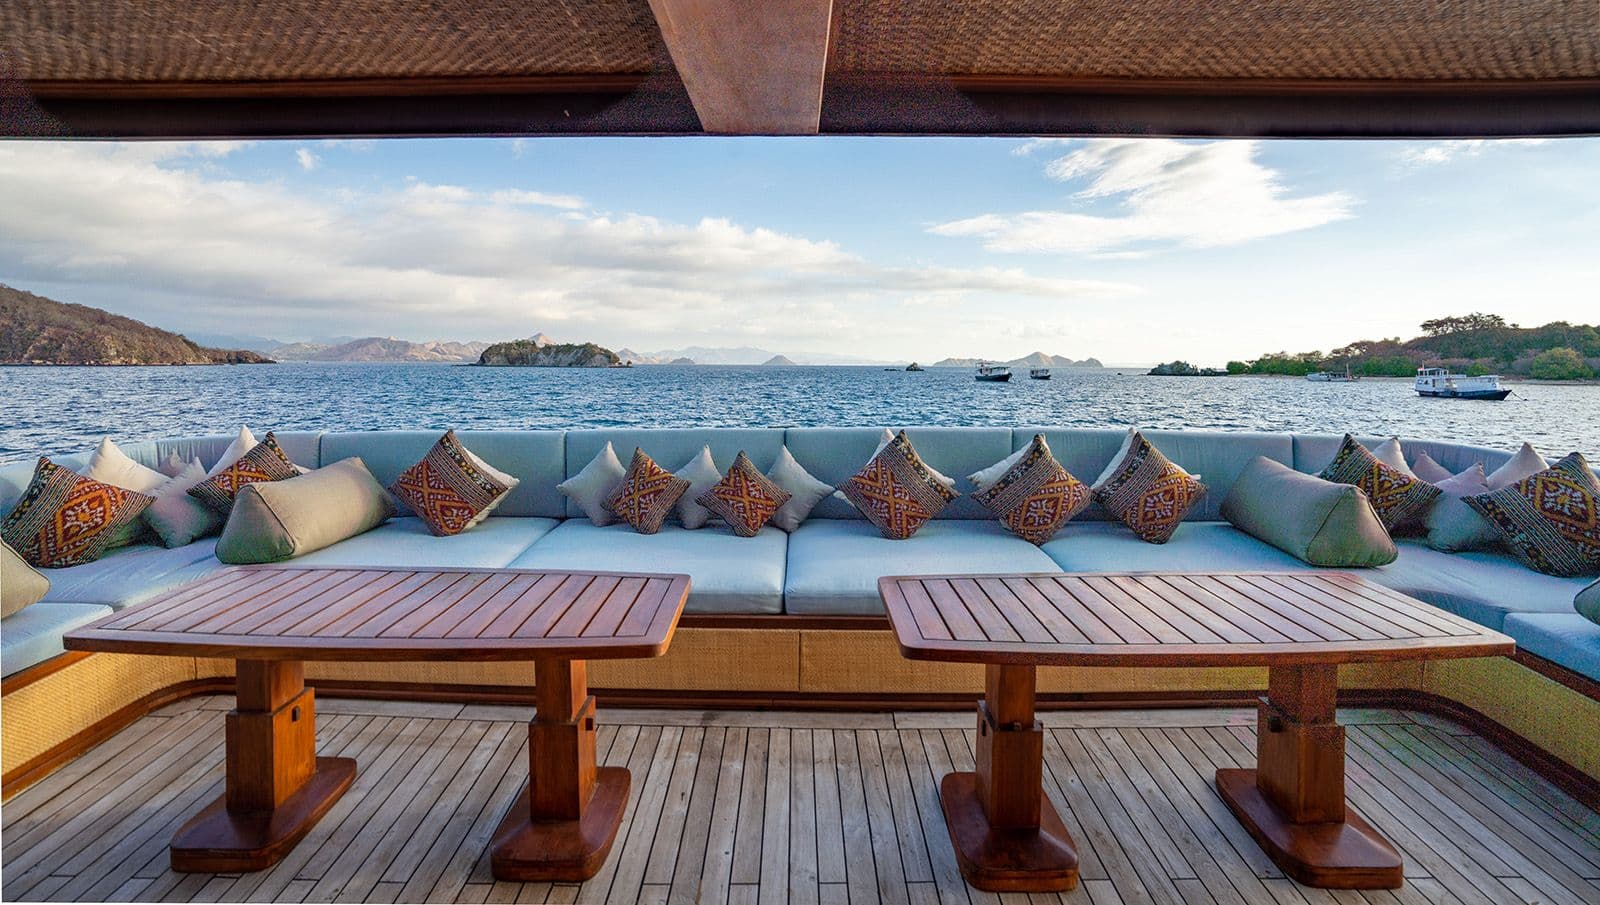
[
  {"x1": 1029, "y1": 368, "x2": 1051, "y2": 380},
  {"x1": 975, "y1": 362, "x2": 1011, "y2": 382},
  {"x1": 1415, "y1": 366, "x2": 1511, "y2": 400},
  {"x1": 1306, "y1": 365, "x2": 1359, "y2": 382}
]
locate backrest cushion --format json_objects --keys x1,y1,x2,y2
[
  {"x1": 1293, "y1": 434, "x2": 1523, "y2": 481},
  {"x1": 784, "y1": 427, "x2": 1012, "y2": 519},
  {"x1": 1025, "y1": 428, "x2": 1292, "y2": 522},
  {"x1": 321, "y1": 431, "x2": 565, "y2": 518},
  {"x1": 564, "y1": 429, "x2": 785, "y2": 519}
]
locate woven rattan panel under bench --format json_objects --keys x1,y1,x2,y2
[{"x1": 879, "y1": 571, "x2": 1515, "y2": 894}]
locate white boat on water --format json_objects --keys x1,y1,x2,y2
[
  {"x1": 1415, "y1": 367, "x2": 1512, "y2": 400},
  {"x1": 1306, "y1": 365, "x2": 1359, "y2": 382},
  {"x1": 975, "y1": 363, "x2": 1012, "y2": 382},
  {"x1": 1029, "y1": 368, "x2": 1051, "y2": 380}
]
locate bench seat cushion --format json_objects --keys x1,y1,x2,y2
[
  {"x1": 1370, "y1": 541, "x2": 1593, "y2": 631},
  {"x1": 1503, "y1": 612, "x2": 1600, "y2": 682},
  {"x1": 784, "y1": 519, "x2": 1061, "y2": 616},
  {"x1": 1042, "y1": 522, "x2": 1315, "y2": 573},
  {"x1": 1, "y1": 602, "x2": 113, "y2": 676},
  {"x1": 509, "y1": 520, "x2": 785, "y2": 615},
  {"x1": 40, "y1": 539, "x2": 224, "y2": 610},
  {"x1": 292, "y1": 516, "x2": 557, "y2": 568}
]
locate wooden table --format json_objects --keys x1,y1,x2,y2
[
  {"x1": 880, "y1": 571, "x2": 1514, "y2": 892},
  {"x1": 64, "y1": 565, "x2": 690, "y2": 880}
]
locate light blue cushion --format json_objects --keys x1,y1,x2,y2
[
  {"x1": 784, "y1": 519, "x2": 1061, "y2": 615},
  {"x1": 40, "y1": 539, "x2": 224, "y2": 610},
  {"x1": 564, "y1": 429, "x2": 786, "y2": 520},
  {"x1": 1503, "y1": 612, "x2": 1600, "y2": 682},
  {"x1": 293, "y1": 516, "x2": 557, "y2": 568},
  {"x1": 2, "y1": 602, "x2": 114, "y2": 676},
  {"x1": 783, "y1": 427, "x2": 1013, "y2": 520},
  {"x1": 321, "y1": 431, "x2": 564, "y2": 518},
  {"x1": 1025, "y1": 429, "x2": 1293, "y2": 522},
  {"x1": 1371, "y1": 540, "x2": 1593, "y2": 631},
  {"x1": 1042, "y1": 521, "x2": 1314, "y2": 573},
  {"x1": 2, "y1": 453, "x2": 91, "y2": 516},
  {"x1": 1291, "y1": 434, "x2": 1518, "y2": 477},
  {"x1": 510, "y1": 519, "x2": 785, "y2": 614}
]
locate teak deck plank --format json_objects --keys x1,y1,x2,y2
[
  {"x1": 879, "y1": 573, "x2": 1513, "y2": 666},
  {"x1": 64, "y1": 566, "x2": 691, "y2": 661},
  {"x1": 10, "y1": 700, "x2": 1596, "y2": 905}
]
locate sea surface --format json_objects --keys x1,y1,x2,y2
[{"x1": 2, "y1": 363, "x2": 1597, "y2": 465}]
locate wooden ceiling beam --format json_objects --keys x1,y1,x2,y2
[{"x1": 646, "y1": 0, "x2": 834, "y2": 134}]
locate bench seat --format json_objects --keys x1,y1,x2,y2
[
  {"x1": 39, "y1": 539, "x2": 225, "y2": 610},
  {"x1": 0, "y1": 602, "x2": 114, "y2": 675},
  {"x1": 509, "y1": 519, "x2": 787, "y2": 615},
  {"x1": 1503, "y1": 613, "x2": 1600, "y2": 681},
  {"x1": 1041, "y1": 521, "x2": 1315, "y2": 573},
  {"x1": 784, "y1": 520, "x2": 1062, "y2": 616},
  {"x1": 1372, "y1": 541, "x2": 1592, "y2": 632},
  {"x1": 291, "y1": 516, "x2": 557, "y2": 569}
]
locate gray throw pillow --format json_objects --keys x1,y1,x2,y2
[
  {"x1": 1221, "y1": 456, "x2": 1397, "y2": 567},
  {"x1": 2, "y1": 539, "x2": 50, "y2": 618},
  {"x1": 1421, "y1": 463, "x2": 1497, "y2": 553},
  {"x1": 557, "y1": 442, "x2": 626, "y2": 526},
  {"x1": 674, "y1": 446, "x2": 722, "y2": 530},
  {"x1": 216, "y1": 458, "x2": 396, "y2": 564},
  {"x1": 1578, "y1": 579, "x2": 1600, "y2": 626},
  {"x1": 766, "y1": 446, "x2": 836, "y2": 532},
  {"x1": 143, "y1": 458, "x2": 225, "y2": 548}
]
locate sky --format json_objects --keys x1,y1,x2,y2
[{"x1": 0, "y1": 136, "x2": 1596, "y2": 366}]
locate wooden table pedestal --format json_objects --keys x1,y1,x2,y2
[
  {"x1": 170, "y1": 661, "x2": 356, "y2": 872},
  {"x1": 1216, "y1": 664, "x2": 1403, "y2": 889},
  {"x1": 490, "y1": 660, "x2": 630, "y2": 881},
  {"x1": 941, "y1": 664, "x2": 1079, "y2": 892}
]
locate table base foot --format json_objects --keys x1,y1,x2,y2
[
  {"x1": 1217, "y1": 768, "x2": 1403, "y2": 889},
  {"x1": 941, "y1": 772, "x2": 1079, "y2": 892},
  {"x1": 170, "y1": 756, "x2": 356, "y2": 873},
  {"x1": 491, "y1": 766, "x2": 630, "y2": 881}
]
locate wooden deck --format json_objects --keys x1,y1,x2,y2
[{"x1": 4, "y1": 697, "x2": 1599, "y2": 905}]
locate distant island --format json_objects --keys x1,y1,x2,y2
[
  {"x1": 269, "y1": 336, "x2": 500, "y2": 363},
  {"x1": 762, "y1": 355, "x2": 797, "y2": 366},
  {"x1": 477, "y1": 339, "x2": 621, "y2": 367},
  {"x1": 1230, "y1": 314, "x2": 1599, "y2": 380},
  {"x1": 931, "y1": 352, "x2": 1103, "y2": 369},
  {"x1": 1148, "y1": 361, "x2": 1226, "y2": 377},
  {"x1": 0, "y1": 284, "x2": 273, "y2": 366}
]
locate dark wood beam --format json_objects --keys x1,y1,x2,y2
[
  {"x1": 822, "y1": 74, "x2": 1600, "y2": 138},
  {"x1": 646, "y1": 0, "x2": 833, "y2": 134}
]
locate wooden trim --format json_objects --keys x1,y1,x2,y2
[
  {"x1": 1511, "y1": 649, "x2": 1600, "y2": 701},
  {"x1": 821, "y1": 73, "x2": 1600, "y2": 138},
  {"x1": 0, "y1": 677, "x2": 231, "y2": 800},
  {"x1": 678, "y1": 613, "x2": 888, "y2": 631},
  {"x1": 0, "y1": 650, "x2": 92, "y2": 695},
  {"x1": 17, "y1": 74, "x2": 648, "y2": 100}
]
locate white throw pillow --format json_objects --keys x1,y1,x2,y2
[
  {"x1": 143, "y1": 458, "x2": 225, "y2": 548},
  {"x1": 674, "y1": 446, "x2": 722, "y2": 530},
  {"x1": 558, "y1": 442, "x2": 627, "y2": 526},
  {"x1": 157, "y1": 450, "x2": 189, "y2": 478},
  {"x1": 1409, "y1": 451, "x2": 1455, "y2": 484},
  {"x1": 85, "y1": 437, "x2": 167, "y2": 548},
  {"x1": 1092, "y1": 428, "x2": 1200, "y2": 490},
  {"x1": 208, "y1": 426, "x2": 259, "y2": 476},
  {"x1": 766, "y1": 446, "x2": 835, "y2": 533},
  {"x1": 1371, "y1": 437, "x2": 1414, "y2": 476},
  {"x1": 968, "y1": 444, "x2": 1030, "y2": 493},
  {"x1": 873, "y1": 428, "x2": 956, "y2": 490},
  {"x1": 1488, "y1": 442, "x2": 1547, "y2": 489}
]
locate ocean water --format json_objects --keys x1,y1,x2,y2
[{"x1": 1, "y1": 363, "x2": 1596, "y2": 465}]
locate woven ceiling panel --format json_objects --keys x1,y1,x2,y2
[
  {"x1": 3, "y1": 0, "x2": 665, "y2": 81},
  {"x1": 830, "y1": 0, "x2": 1600, "y2": 80}
]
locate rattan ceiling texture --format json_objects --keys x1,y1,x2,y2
[{"x1": 2, "y1": 0, "x2": 1598, "y2": 138}]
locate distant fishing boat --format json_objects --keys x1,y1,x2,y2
[
  {"x1": 1306, "y1": 364, "x2": 1359, "y2": 382},
  {"x1": 1029, "y1": 368, "x2": 1051, "y2": 380},
  {"x1": 1415, "y1": 367, "x2": 1511, "y2": 400},
  {"x1": 975, "y1": 363, "x2": 1012, "y2": 382}
]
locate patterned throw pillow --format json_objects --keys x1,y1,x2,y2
[
  {"x1": 389, "y1": 431, "x2": 520, "y2": 536},
  {"x1": 973, "y1": 434, "x2": 1091, "y2": 545},
  {"x1": 1, "y1": 458, "x2": 155, "y2": 568},
  {"x1": 187, "y1": 432, "x2": 302, "y2": 515},
  {"x1": 1465, "y1": 453, "x2": 1600, "y2": 577},
  {"x1": 1318, "y1": 434, "x2": 1440, "y2": 532},
  {"x1": 606, "y1": 449, "x2": 691, "y2": 535},
  {"x1": 840, "y1": 430, "x2": 959, "y2": 540},
  {"x1": 697, "y1": 452, "x2": 793, "y2": 537},
  {"x1": 1092, "y1": 430, "x2": 1207, "y2": 544}
]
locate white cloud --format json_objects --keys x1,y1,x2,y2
[
  {"x1": 0, "y1": 143, "x2": 1138, "y2": 352},
  {"x1": 295, "y1": 148, "x2": 319, "y2": 171},
  {"x1": 932, "y1": 139, "x2": 1355, "y2": 255},
  {"x1": 1397, "y1": 138, "x2": 1550, "y2": 168}
]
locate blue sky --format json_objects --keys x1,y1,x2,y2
[{"x1": 1, "y1": 136, "x2": 1595, "y2": 364}]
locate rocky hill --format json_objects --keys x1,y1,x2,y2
[
  {"x1": 762, "y1": 355, "x2": 797, "y2": 366},
  {"x1": 0, "y1": 284, "x2": 273, "y2": 365},
  {"x1": 931, "y1": 352, "x2": 1103, "y2": 369},
  {"x1": 269, "y1": 336, "x2": 494, "y2": 363},
  {"x1": 478, "y1": 340, "x2": 620, "y2": 367}
]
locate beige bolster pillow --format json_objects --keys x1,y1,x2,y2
[
  {"x1": 1221, "y1": 456, "x2": 1397, "y2": 568},
  {"x1": 216, "y1": 457, "x2": 396, "y2": 565}
]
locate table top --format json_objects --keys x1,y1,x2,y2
[
  {"x1": 65, "y1": 566, "x2": 691, "y2": 662},
  {"x1": 879, "y1": 572, "x2": 1514, "y2": 667}
]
